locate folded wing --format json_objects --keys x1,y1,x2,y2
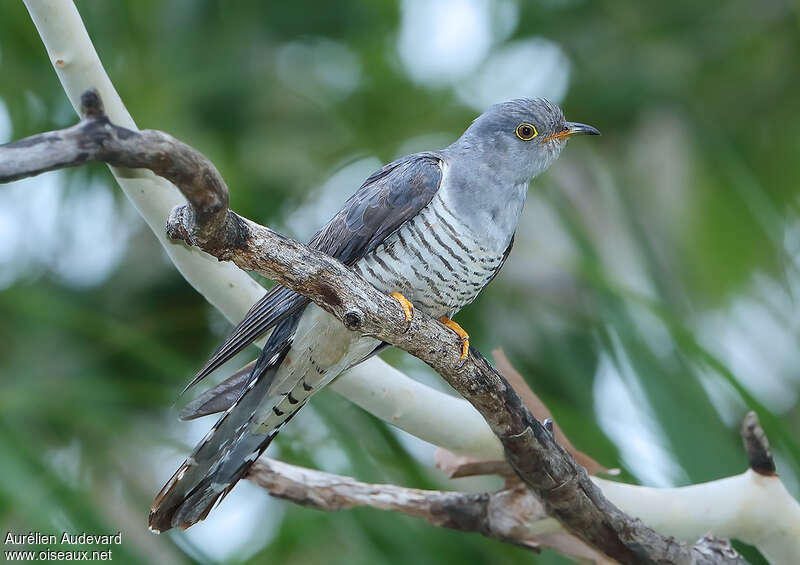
[{"x1": 183, "y1": 153, "x2": 444, "y2": 391}]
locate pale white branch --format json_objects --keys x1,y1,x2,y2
[
  {"x1": 335, "y1": 361, "x2": 502, "y2": 459},
  {"x1": 24, "y1": 0, "x2": 266, "y2": 325},
  {"x1": 600, "y1": 471, "x2": 800, "y2": 565}
]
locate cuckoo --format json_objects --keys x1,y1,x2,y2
[{"x1": 149, "y1": 98, "x2": 599, "y2": 532}]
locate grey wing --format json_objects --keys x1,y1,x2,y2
[
  {"x1": 184, "y1": 153, "x2": 444, "y2": 390},
  {"x1": 185, "y1": 286, "x2": 305, "y2": 391},
  {"x1": 308, "y1": 152, "x2": 444, "y2": 264}
]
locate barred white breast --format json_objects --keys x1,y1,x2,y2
[{"x1": 353, "y1": 187, "x2": 510, "y2": 318}]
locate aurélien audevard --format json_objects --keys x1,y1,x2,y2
[{"x1": 5, "y1": 531, "x2": 123, "y2": 545}]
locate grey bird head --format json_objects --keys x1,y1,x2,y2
[{"x1": 446, "y1": 98, "x2": 600, "y2": 184}]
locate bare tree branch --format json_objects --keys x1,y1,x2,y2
[
  {"x1": 0, "y1": 90, "x2": 230, "y2": 243},
  {"x1": 247, "y1": 458, "x2": 748, "y2": 564},
  {"x1": 244, "y1": 416, "x2": 796, "y2": 565},
  {"x1": 0, "y1": 90, "x2": 750, "y2": 565},
  {"x1": 246, "y1": 457, "x2": 617, "y2": 563},
  {"x1": 249, "y1": 459, "x2": 517, "y2": 540},
  {"x1": 492, "y1": 348, "x2": 608, "y2": 475}
]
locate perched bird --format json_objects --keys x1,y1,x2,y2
[{"x1": 149, "y1": 98, "x2": 599, "y2": 532}]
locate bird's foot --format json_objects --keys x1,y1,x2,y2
[
  {"x1": 390, "y1": 292, "x2": 414, "y2": 332},
  {"x1": 439, "y1": 316, "x2": 469, "y2": 367}
]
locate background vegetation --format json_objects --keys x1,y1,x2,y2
[{"x1": 1, "y1": 1, "x2": 799, "y2": 563}]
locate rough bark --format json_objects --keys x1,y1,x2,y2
[
  {"x1": 247, "y1": 457, "x2": 614, "y2": 562},
  {"x1": 247, "y1": 409, "x2": 781, "y2": 565}
]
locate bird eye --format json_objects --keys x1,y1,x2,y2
[{"x1": 515, "y1": 122, "x2": 538, "y2": 141}]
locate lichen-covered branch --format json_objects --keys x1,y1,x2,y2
[{"x1": 0, "y1": 92, "x2": 748, "y2": 565}]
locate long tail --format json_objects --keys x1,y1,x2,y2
[
  {"x1": 149, "y1": 320, "x2": 302, "y2": 532},
  {"x1": 179, "y1": 343, "x2": 390, "y2": 421},
  {"x1": 179, "y1": 360, "x2": 255, "y2": 421},
  {"x1": 150, "y1": 306, "x2": 383, "y2": 532},
  {"x1": 182, "y1": 286, "x2": 308, "y2": 393}
]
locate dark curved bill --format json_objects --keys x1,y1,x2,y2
[{"x1": 565, "y1": 121, "x2": 601, "y2": 136}]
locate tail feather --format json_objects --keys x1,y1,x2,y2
[
  {"x1": 183, "y1": 287, "x2": 307, "y2": 393},
  {"x1": 169, "y1": 395, "x2": 307, "y2": 529},
  {"x1": 151, "y1": 306, "x2": 376, "y2": 532},
  {"x1": 179, "y1": 361, "x2": 255, "y2": 421},
  {"x1": 150, "y1": 331, "x2": 293, "y2": 532},
  {"x1": 161, "y1": 425, "x2": 281, "y2": 529},
  {"x1": 179, "y1": 343, "x2": 391, "y2": 422}
]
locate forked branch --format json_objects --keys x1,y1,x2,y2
[{"x1": 245, "y1": 411, "x2": 781, "y2": 563}]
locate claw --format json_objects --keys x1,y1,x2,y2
[
  {"x1": 439, "y1": 316, "x2": 469, "y2": 366},
  {"x1": 390, "y1": 292, "x2": 414, "y2": 331}
]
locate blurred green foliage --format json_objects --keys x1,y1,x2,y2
[{"x1": 1, "y1": 1, "x2": 799, "y2": 563}]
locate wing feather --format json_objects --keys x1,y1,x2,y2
[{"x1": 184, "y1": 153, "x2": 443, "y2": 390}]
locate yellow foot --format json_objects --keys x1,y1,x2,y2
[
  {"x1": 439, "y1": 316, "x2": 469, "y2": 366},
  {"x1": 390, "y1": 292, "x2": 414, "y2": 331}
]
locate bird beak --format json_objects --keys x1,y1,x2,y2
[
  {"x1": 545, "y1": 121, "x2": 601, "y2": 141},
  {"x1": 566, "y1": 121, "x2": 601, "y2": 136}
]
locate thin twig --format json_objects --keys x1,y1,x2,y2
[{"x1": 741, "y1": 412, "x2": 776, "y2": 476}]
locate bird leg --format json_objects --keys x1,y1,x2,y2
[
  {"x1": 439, "y1": 317, "x2": 469, "y2": 366},
  {"x1": 390, "y1": 292, "x2": 414, "y2": 331}
]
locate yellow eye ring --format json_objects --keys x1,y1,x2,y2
[{"x1": 515, "y1": 122, "x2": 538, "y2": 141}]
